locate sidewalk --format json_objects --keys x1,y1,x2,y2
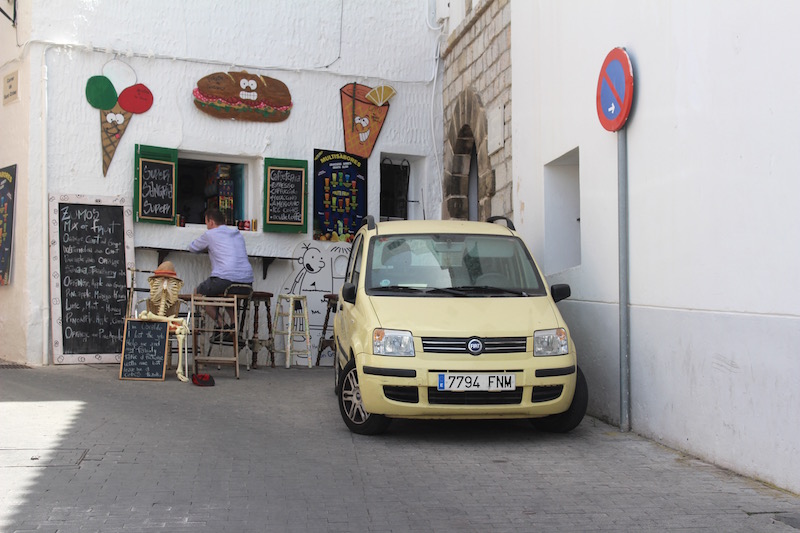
[{"x1": 1, "y1": 362, "x2": 799, "y2": 532}]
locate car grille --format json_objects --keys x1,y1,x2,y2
[
  {"x1": 532, "y1": 385, "x2": 563, "y2": 403},
  {"x1": 383, "y1": 386, "x2": 419, "y2": 403},
  {"x1": 421, "y1": 336, "x2": 527, "y2": 354},
  {"x1": 427, "y1": 388, "x2": 523, "y2": 405}
]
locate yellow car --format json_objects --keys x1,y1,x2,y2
[{"x1": 333, "y1": 216, "x2": 588, "y2": 435}]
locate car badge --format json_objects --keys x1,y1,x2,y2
[{"x1": 466, "y1": 337, "x2": 483, "y2": 355}]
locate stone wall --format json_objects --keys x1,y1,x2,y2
[{"x1": 441, "y1": 0, "x2": 512, "y2": 221}]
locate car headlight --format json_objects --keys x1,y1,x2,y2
[
  {"x1": 533, "y1": 328, "x2": 569, "y2": 356},
  {"x1": 373, "y1": 329, "x2": 415, "y2": 356}
]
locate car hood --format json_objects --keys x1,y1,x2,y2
[{"x1": 368, "y1": 295, "x2": 559, "y2": 337}]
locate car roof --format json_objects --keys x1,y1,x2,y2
[{"x1": 368, "y1": 219, "x2": 516, "y2": 237}]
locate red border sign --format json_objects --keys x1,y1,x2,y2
[{"x1": 596, "y1": 48, "x2": 634, "y2": 132}]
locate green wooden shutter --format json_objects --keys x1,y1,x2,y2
[{"x1": 134, "y1": 144, "x2": 178, "y2": 224}]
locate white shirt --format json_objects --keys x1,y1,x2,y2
[{"x1": 189, "y1": 225, "x2": 254, "y2": 283}]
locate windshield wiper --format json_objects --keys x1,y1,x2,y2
[
  {"x1": 446, "y1": 285, "x2": 529, "y2": 296},
  {"x1": 368, "y1": 285, "x2": 426, "y2": 293}
]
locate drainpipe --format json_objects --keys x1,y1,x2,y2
[
  {"x1": 40, "y1": 45, "x2": 51, "y2": 365},
  {"x1": 618, "y1": 128, "x2": 630, "y2": 431}
]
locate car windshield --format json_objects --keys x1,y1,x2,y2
[{"x1": 364, "y1": 233, "x2": 546, "y2": 297}]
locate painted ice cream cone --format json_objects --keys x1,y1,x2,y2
[{"x1": 100, "y1": 103, "x2": 133, "y2": 176}]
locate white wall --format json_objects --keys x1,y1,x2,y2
[
  {"x1": 0, "y1": 0, "x2": 444, "y2": 364},
  {"x1": 512, "y1": 0, "x2": 800, "y2": 493}
]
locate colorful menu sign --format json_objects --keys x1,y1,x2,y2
[
  {"x1": 313, "y1": 150, "x2": 367, "y2": 242},
  {"x1": 0, "y1": 164, "x2": 16, "y2": 285}
]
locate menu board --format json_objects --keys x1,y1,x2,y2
[
  {"x1": 119, "y1": 319, "x2": 169, "y2": 381},
  {"x1": 0, "y1": 165, "x2": 16, "y2": 285},
  {"x1": 263, "y1": 158, "x2": 307, "y2": 233},
  {"x1": 313, "y1": 149, "x2": 367, "y2": 242},
  {"x1": 49, "y1": 194, "x2": 135, "y2": 364},
  {"x1": 137, "y1": 158, "x2": 175, "y2": 222}
]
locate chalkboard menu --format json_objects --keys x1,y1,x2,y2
[
  {"x1": 49, "y1": 195, "x2": 134, "y2": 364},
  {"x1": 0, "y1": 164, "x2": 16, "y2": 285},
  {"x1": 263, "y1": 158, "x2": 307, "y2": 233},
  {"x1": 119, "y1": 319, "x2": 169, "y2": 380},
  {"x1": 137, "y1": 158, "x2": 175, "y2": 222}
]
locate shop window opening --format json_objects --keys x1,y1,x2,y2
[
  {"x1": 178, "y1": 158, "x2": 246, "y2": 225},
  {"x1": 379, "y1": 158, "x2": 410, "y2": 221}
]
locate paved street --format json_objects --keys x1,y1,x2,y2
[{"x1": 1, "y1": 362, "x2": 799, "y2": 532}]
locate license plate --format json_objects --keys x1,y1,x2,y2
[{"x1": 437, "y1": 373, "x2": 516, "y2": 391}]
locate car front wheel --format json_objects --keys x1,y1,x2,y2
[
  {"x1": 530, "y1": 366, "x2": 588, "y2": 433},
  {"x1": 338, "y1": 358, "x2": 391, "y2": 435}
]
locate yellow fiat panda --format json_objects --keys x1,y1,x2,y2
[{"x1": 333, "y1": 216, "x2": 587, "y2": 435}]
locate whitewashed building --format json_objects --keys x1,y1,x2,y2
[
  {"x1": 2, "y1": 0, "x2": 799, "y2": 496},
  {"x1": 0, "y1": 0, "x2": 444, "y2": 367}
]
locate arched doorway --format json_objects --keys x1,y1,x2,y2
[{"x1": 442, "y1": 88, "x2": 495, "y2": 221}]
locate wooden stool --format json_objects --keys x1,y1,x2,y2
[
  {"x1": 248, "y1": 291, "x2": 274, "y2": 368},
  {"x1": 316, "y1": 293, "x2": 338, "y2": 366},
  {"x1": 274, "y1": 294, "x2": 312, "y2": 368},
  {"x1": 191, "y1": 294, "x2": 243, "y2": 379}
]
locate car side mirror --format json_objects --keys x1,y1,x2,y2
[
  {"x1": 550, "y1": 283, "x2": 571, "y2": 303},
  {"x1": 342, "y1": 282, "x2": 357, "y2": 304}
]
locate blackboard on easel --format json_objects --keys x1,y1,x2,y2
[
  {"x1": 49, "y1": 194, "x2": 134, "y2": 365},
  {"x1": 119, "y1": 319, "x2": 169, "y2": 381},
  {"x1": 263, "y1": 158, "x2": 307, "y2": 233}
]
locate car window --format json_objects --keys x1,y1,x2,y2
[
  {"x1": 345, "y1": 233, "x2": 363, "y2": 284},
  {"x1": 350, "y1": 235, "x2": 364, "y2": 288},
  {"x1": 365, "y1": 234, "x2": 545, "y2": 296}
]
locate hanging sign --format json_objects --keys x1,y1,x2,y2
[
  {"x1": 263, "y1": 158, "x2": 307, "y2": 233},
  {"x1": 596, "y1": 48, "x2": 634, "y2": 132}
]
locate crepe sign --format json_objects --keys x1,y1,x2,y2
[
  {"x1": 340, "y1": 83, "x2": 395, "y2": 158},
  {"x1": 193, "y1": 71, "x2": 292, "y2": 122},
  {"x1": 85, "y1": 60, "x2": 153, "y2": 176}
]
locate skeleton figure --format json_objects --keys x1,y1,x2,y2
[{"x1": 138, "y1": 261, "x2": 190, "y2": 382}]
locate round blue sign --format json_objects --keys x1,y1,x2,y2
[{"x1": 596, "y1": 48, "x2": 634, "y2": 131}]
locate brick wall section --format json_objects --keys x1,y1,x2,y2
[{"x1": 441, "y1": 0, "x2": 512, "y2": 221}]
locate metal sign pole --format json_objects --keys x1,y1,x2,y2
[{"x1": 618, "y1": 127, "x2": 631, "y2": 432}]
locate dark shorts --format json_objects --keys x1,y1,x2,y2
[{"x1": 196, "y1": 277, "x2": 234, "y2": 296}]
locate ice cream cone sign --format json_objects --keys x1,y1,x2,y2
[
  {"x1": 340, "y1": 83, "x2": 396, "y2": 158},
  {"x1": 86, "y1": 60, "x2": 153, "y2": 176}
]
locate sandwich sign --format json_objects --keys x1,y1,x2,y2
[{"x1": 596, "y1": 48, "x2": 634, "y2": 131}]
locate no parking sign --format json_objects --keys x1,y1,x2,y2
[{"x1": 596, "y1": 47, "x2": 634, "y2": 131}]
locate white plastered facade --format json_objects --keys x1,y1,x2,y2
[
  {"x1": 510, "y1": 0, "x2": 800, "y2": 494},
  {"x1": 0, "y1": 0, "x2": 444, "y2": 367}
]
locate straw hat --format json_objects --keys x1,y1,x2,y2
[{"x1": 149, "y1": 260, "x2": 180, "y2": 280}]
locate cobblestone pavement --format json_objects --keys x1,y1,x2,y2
[{"x1": 1, "y1": 363, "x2": 799, "y2": 532}]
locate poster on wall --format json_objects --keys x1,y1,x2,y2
[
  {"x1": 0, "y1": 164, "x2": 17, "y2": 285},
  {"x1": 313, "y1": 150, "x2": 367, "y2": 242}
]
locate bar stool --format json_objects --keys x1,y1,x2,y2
[
  {"x1": 248, "y1": 291, "x2": 274, "y2": 368},
  {"x1": 316, "y1": 293, "x2": 338, "y2": 365},
  {"x1": 273, "y1": 294, "x2": 312, "y2": 368},
  {"x1": 191, "y1": 284, "x2": 252, "y2": 379}
]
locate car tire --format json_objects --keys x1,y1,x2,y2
[
  {"x1": 338, "y1": 358, "x2": 391, "y2": 435},
  {"x1": 530, "y1": 366, "x2": 588, "y2": 433}
]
